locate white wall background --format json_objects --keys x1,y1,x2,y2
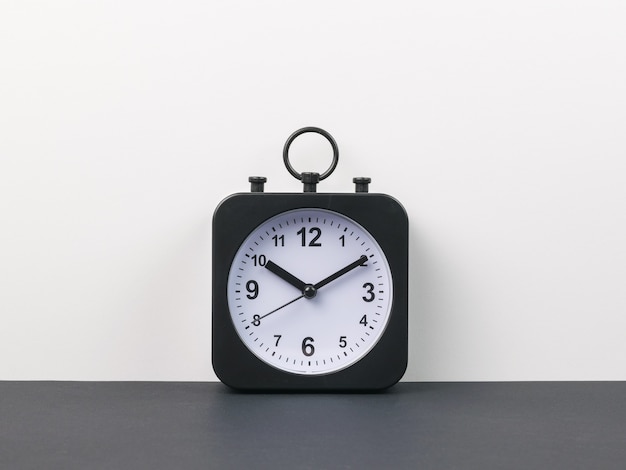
[{"x1": 1, "y1": 0, "x2": 625, "y2": 381}]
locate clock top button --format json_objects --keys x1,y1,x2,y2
[
  {"x1": 248, "y1": 176, "x2": 267, "y2": 192},
  {"x1": 353, "y1": 177, "x2": 371, "y2": 193}
]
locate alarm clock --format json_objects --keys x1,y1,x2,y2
[{"x1": 212, "y1": 127, "x2": 408, "y2": 391}]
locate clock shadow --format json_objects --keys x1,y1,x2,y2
[
  {"x1": 407, "y1": 226, "x2": 474, "y2": 382},
  {"x1": 407, "y1": 228, "x2": 438, "y2": 381}
]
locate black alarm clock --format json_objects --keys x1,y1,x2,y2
[{"x1": 212, "y1": 127, "x2": 408, "y2": 391}]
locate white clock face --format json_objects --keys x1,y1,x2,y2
[{"x1": 227, "y1": 208, "x2": 393, "y2": 375}]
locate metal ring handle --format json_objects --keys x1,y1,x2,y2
[{"x1": 283, "y1": 127, "x2": 339, "y2": 181}]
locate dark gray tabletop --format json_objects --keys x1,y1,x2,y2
[{"x1": 1, "y1": 381, "x2": 625, "y2": 469}]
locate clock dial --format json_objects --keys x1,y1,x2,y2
[{"x1": 227, "y1": 208, "x2": 393, "y2": 375}]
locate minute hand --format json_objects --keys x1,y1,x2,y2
[{"x1": 314, "y1": 255, "x2": 368, "y2": 290}]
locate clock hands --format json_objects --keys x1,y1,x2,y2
[
  {"x1": 265, "y1": 255, "x2": 367, "y2": 296},
  {"x1": 258, "y1": 255, "x2": 368, "y2": 323}
]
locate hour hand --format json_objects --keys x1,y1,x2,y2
[{"x1": 265, "y1": 260, "x2": 307, "y2": 292}]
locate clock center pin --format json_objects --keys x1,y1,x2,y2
[{"x1": 303, "y1": 284, "x2": 317, "y2": 299}]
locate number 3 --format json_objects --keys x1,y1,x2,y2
[{"x1": 362, "y1": 282, "x2": 375, "y2": 302}]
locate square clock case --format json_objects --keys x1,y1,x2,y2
[{"x1": 212, "y1": 127, "x2": 408, "y2": 391}]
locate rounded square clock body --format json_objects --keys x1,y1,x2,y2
[{"x1": 212, "y1": 192, "x2": 408, "y2": 391}]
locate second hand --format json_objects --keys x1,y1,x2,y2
[{"x1": 259, "y1": 294, "x2": 305, "y2": 321}]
